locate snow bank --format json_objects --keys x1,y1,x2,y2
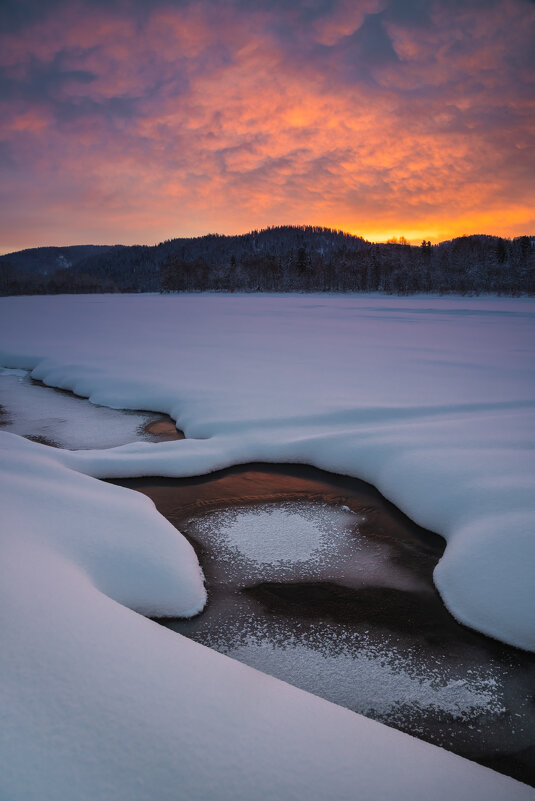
[
  {"x1": 0, "y1": 432, "x2": 206, "y2": 617},
  {"x1": 0, "y1": 293, "x2": 534, "y2": 798},
  {"x1": 0, "y1": 433, "x2": 533, "y2": 801}
]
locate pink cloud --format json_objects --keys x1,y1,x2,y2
[{"x1": 0, "y1": 0, "x2": 534, "y2": 253}]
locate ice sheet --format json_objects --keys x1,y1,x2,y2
[{"x1": 0, "y1": 368, "x2": 163, "y2": 449}]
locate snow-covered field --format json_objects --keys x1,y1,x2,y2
[{"x1": 1, "y1": 293, "x2": 534, "y2": 800}]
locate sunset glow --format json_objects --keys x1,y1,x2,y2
[{"x1": 1, "y1": 0, "x2": 534, "y2": 252}]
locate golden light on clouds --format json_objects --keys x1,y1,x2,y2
[{"x1": 0, "y1": 0, "x2": 534, "y2": 252}]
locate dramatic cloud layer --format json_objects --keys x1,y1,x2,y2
[{"x1": 1, "y1": 0, "x2": 534, "y2": 251}]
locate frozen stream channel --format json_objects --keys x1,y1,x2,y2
[
  {"x1": 0, "y1": 367, "x2": 182, "y2": 448},
  {"x1": 1, "y1": 370, "x2": 534, "y2": 786}
]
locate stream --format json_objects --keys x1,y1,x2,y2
[{"x1": 1, "y1": 368, "x2": 534, "y2": 786}]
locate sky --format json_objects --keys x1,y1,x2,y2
[{"x1": 0, "y1": 0, "x2": 534, "y2": 253}]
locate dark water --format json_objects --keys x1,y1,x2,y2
[{"x1": 114, "y1": 465, "x2": 535, "y2": 786}]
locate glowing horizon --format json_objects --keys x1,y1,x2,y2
[{"x1": 1, "y1": 0, "x2": 534, "y2": 255}]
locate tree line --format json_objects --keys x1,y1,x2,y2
[{"x1": 1, "y1": 226, "x2": 534, "y2": 296}]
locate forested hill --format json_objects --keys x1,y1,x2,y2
[
  {"x1": 2, "y1": 245, "x2": 114, "y2": 276},
  {"x1": 1, "y1": 226, "x2": 534, "y2": 296}
]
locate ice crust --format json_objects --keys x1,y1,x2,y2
[
  {"x1": 187, "y1": 501, "x2": 430, "y2": 592},
  {"x1": 0, "y1": 368, "x2": 161, "y2": 448},
  {"x1": 1, "y1": 293, "x2": 535, "y2": 800}
]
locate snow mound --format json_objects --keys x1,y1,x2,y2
[
  {"x1": 435, "y1": 511, "x2": 535, "y2": 648},
  {"x1": 0, "y1": 432, "x2": 206, "y2": 617}
]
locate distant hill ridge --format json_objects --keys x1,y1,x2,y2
[
  {"x1": 1, "y1": 226, "x2": 534, "y2": 295},
  {"x1": 4, "y1": 244, "x2": 115, "y2": 274}
]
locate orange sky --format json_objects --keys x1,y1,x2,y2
[{"x1": 0, "y1": 0, "x2": 534, "y2": 253}]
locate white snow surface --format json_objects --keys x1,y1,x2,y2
[{"x1": 1, "y1": 293, "x2": 535, "y2": 799}]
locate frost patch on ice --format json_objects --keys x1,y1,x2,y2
[
  {"x1": 189, "y1": 501, "x2": 360, "y2": 580},
  {"x1": 187, "y1": 500, "x2": 424, "y2": 590},
  {"x1": 218, "y1": 626, "x2": 506, "y2": 724}
]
